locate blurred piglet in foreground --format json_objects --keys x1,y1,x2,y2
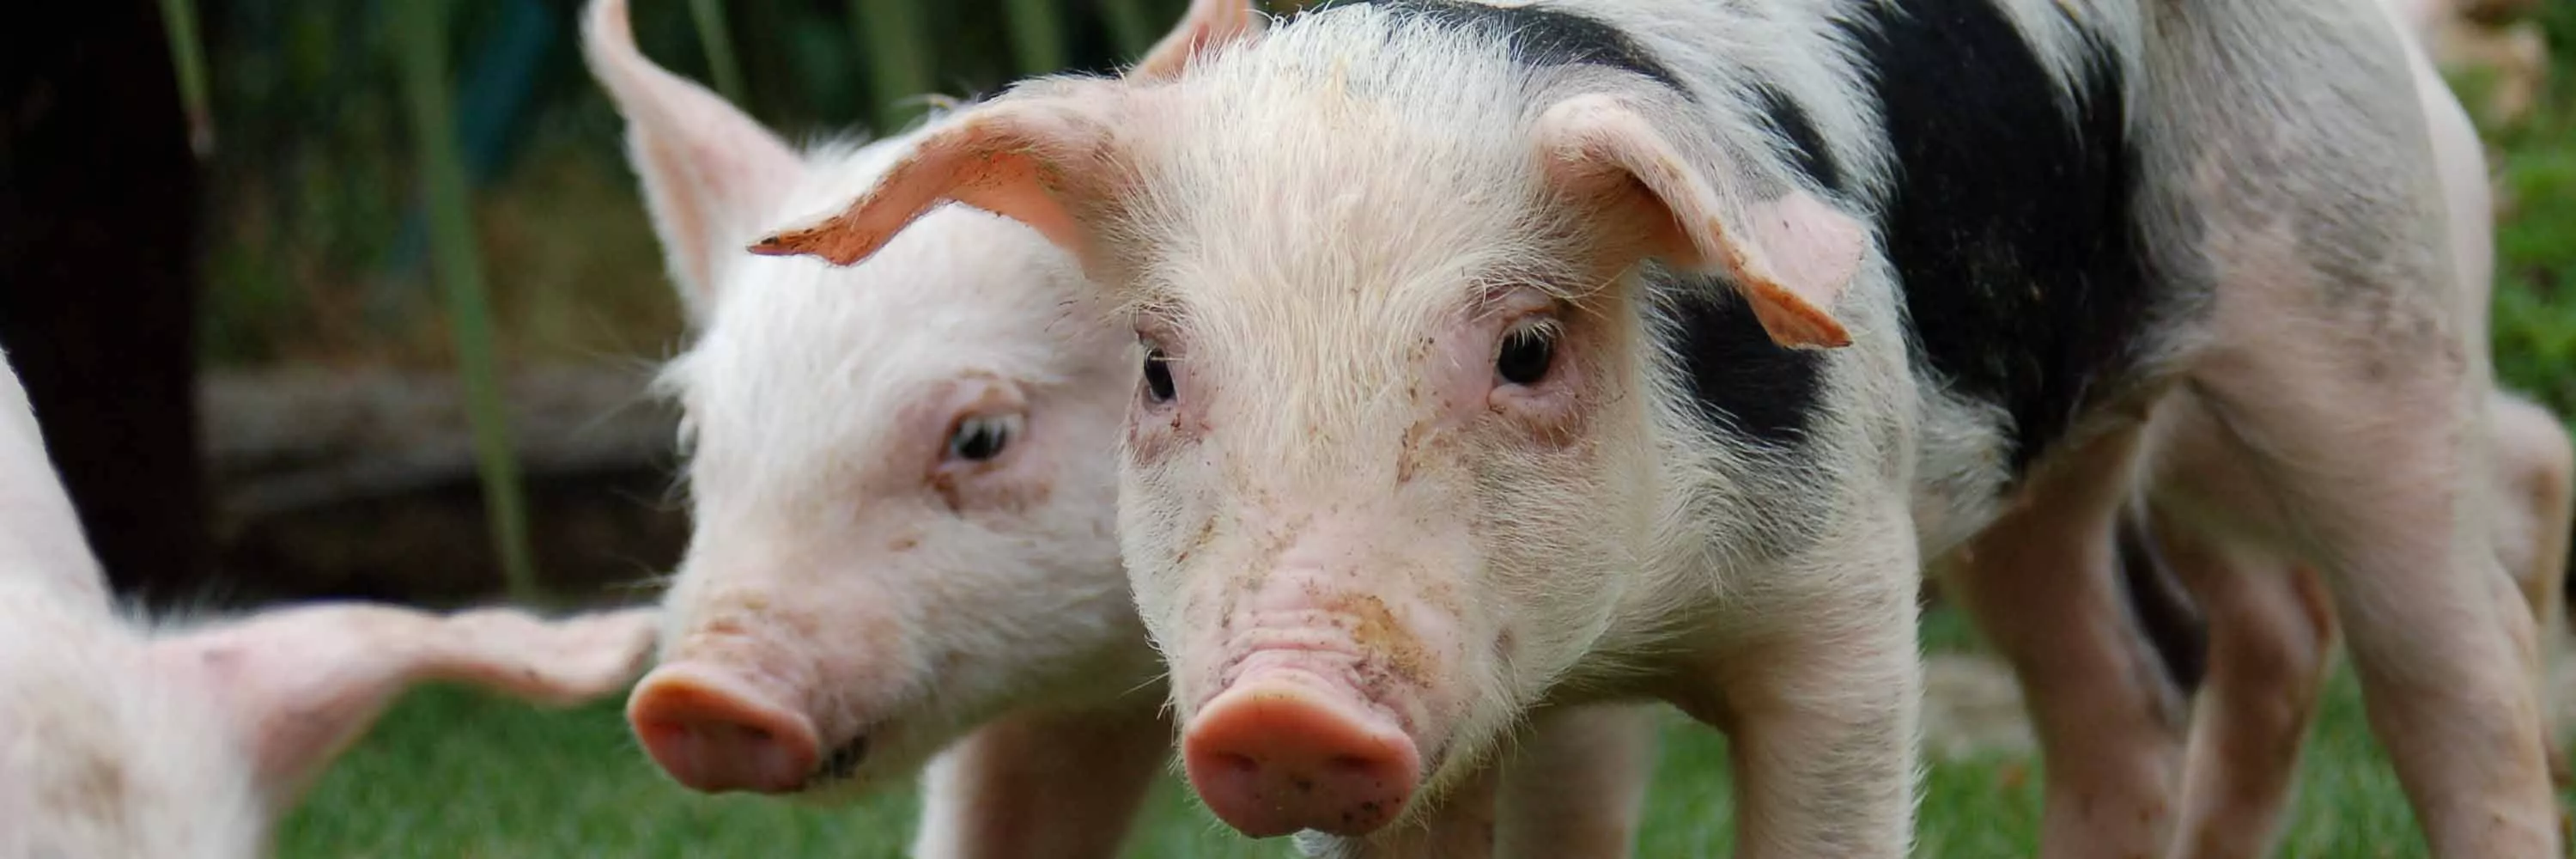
[
  {"x1": 0, "y1": 348, "x2": 659, "y2": 858},
  {"x1": 588, "y1": 0, "x2": 1656, "y2": 855}
]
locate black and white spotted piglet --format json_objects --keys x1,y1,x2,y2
[{"x1": 760, "y1": 0, "x2": 2559, "y2": 856}]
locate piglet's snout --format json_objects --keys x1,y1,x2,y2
[
  {"x1": 628, "y1": 661, "x2": 820, "y2": 795},
  {"x1": 1183, "y1": 669, "x2": 1422, "y2": 838},
  {"x1": 1180, "y1": 572, "x2": 1446, "y2": 838}
]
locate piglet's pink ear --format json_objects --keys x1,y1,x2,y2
[
  {"x1": 750, "y1": 88, "x2": 1122, "y2": 268},
  {"x1": 1130, "y1": 0, "x2": 1264, "y2": 81},
  {"x1": 583, "y1": 0, "x2": 803, "y2": 326},
  {"x1": 149, "y1": 603, "x2": 659, "y2": 805},
  {"x1": 1536, "y1": 94, "x2": 1866, "y2": 350}
]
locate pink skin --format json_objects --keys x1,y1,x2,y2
[
  {"x1": 1137, "y1": 287, "x2": 1608, "y2": 836},
  {"x1": 579, "y1": 0, "x2": 1184, "y2": 809},
  {"x1": 629, "y1": 656, "x2": 824, "y2": 795},
  {"x1": 742, "y1": 3, "x2": 1895, "y2": 847},
  {"x1": 575, "y1": 0, "x2": 1121, "y2": 800},
  {"x1": 1184, "y1": 681, "x2": 1423, "y2": 838},
  {"x1": 623, "y1": 362, "x2": 1140, "y2": 798},
  {"x1": 0, "y1": 347, "x2": 664, "y2": 858},
  {"x1": 564, "y1": 12, "x2": 1347, "y2": 847}
]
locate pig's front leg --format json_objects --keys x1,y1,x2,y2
[
  {"x1": 1495, "y1": 704, "x2": 1658, "y2": 857},
  {"x1": 908, "y1": 704, "x2": 1170, "y2": 859},
  {"x1": 1688, "y1": 511, "x2": 1923, "y2": 859}
]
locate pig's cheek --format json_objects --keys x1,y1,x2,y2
[
  {"x1": 933, "y1": 460, "x2": 1054, "y2": 517},
  {"x1": 1123, "y1": 393, "x2": 1209, "y2": 467},
  {"x1": 1123, "y1": 408, "x2": 1180, "y2": 465}
]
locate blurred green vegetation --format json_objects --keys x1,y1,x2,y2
[
  {"x1": 2485, "y1": 1, "x2": 2576, "y2": 418},
  {"x1": 193, "y1": 0, "x2": 1185, "y2": 370}
]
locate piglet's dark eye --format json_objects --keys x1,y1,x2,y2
[
  {"x1": 1143, "y1": 348, "x2": 1177, "y2": 403},
  {"x1": 947, "y1": 414, "x2": 1019, "y2": 462},
  {"x1": 1495, "y1": 321, "x2": 1558, "y2": 387}
]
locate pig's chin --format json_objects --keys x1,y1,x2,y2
[{"x1": 785, "y1": 688, "x2": 987, "y2": 801}]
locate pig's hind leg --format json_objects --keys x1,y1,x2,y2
[
  {"x1": 2484, "y1": 390, "x2": 2573, "y2": 785},
  {"x1": 2132, "y1": 4, "x2": 2558, "y2": 853},
  {"x1": 2144, "y1": 362, "x2": 2557, "y2": 856},
  {"x1": 2148, "y1": 386, "x2": 2573, "y2": 857},
  {"x1": 908, "y1": 704, "x2": 1169, "y2": 859},
  {"x1": 2132, "y1": 500, "x2": 2336, "y2": 859}
]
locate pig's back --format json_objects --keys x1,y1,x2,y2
[
  {"x1": 1829, "y1": 0, "x2": 2162, "y2": 478},
  {"x1": 1605, "y1": 0, "x2": 2166, "y2": 479}
]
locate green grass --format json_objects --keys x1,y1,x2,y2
[{"x1": 277, "y1": 607, "x2": 2576, "y2": 857}]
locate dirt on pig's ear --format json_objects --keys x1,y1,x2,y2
[
  {"x1": 751, "y1": 88, "x2": 1129, "y2": 271},
  {"x1": 146, "y1": 603, "x2": 659, "y2": 804},
  {"x1": 1534, "y1": 93, "x2": 1865, "y2": 350}
]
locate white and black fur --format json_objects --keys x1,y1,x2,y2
[{"x1": 764, "y1": 0, "x2": 2558, "y2": 854}]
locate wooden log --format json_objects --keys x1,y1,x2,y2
[{"x1": 201, "y1": 363, "x2": 678, "y2": 522}]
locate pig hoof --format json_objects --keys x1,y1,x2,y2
[
  {"x1": 1182, "y1": 680, "x2": 1420, "y2": 838},
  {"x1": 627, "y1": 665, "x2": 820, "y2": 795}
]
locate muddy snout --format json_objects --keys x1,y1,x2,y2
[
  {"x1": 1182, "y1": 671, "x2": 1424, "y2": 838},
  {"x1": 626, "y1": 661, "x2": 834, "y2": 795},
  {"x1": 1178, "y1": 595, "x2": 1447, "y2": 838}
]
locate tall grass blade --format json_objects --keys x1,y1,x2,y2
[
  {"x1": 1100, "y1": 0, "x2": 1156, "y2": 59},
  {"x1": 157, "y1": 0, "x2": 215, "y2": 156},
  {"x1": 391, "y1": 0, "x2": 546, "y2": 606},
  {"x1": 1004, "y1": 0, "x2": 1067, "y2": 75},
  {"x1": 688, "y1": 0, "x2": 751, "y2": 106},
  {"x1": 849, "y1": 0, "x2": 935, "y2": 132}
]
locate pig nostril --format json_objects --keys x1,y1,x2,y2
[
  {"x1": 626, "y1": 666, "x2": 822, "y2": 795},
  {"x1": 814, "y1": 734, "x2": 871, "y2": 783},
  {"x1": 1182, "y1": 680, "x2": 1424, "y2": 838}
]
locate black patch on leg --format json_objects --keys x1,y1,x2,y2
[
  {"x1": 1650, "y1": 267, "x2": 1825, "y2": 448},
  {"x1": 1311, "y1": 0, "x2": 1682, "y2": 91},
  {"x1": 1840, "y1": 0, "x2": 2156, "y2": 476}
]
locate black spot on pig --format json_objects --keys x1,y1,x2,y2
[
  {"x1": 1315, "y1": 0, "x2": 1682, "y2": 91},
  {"x1": 1651, "y1": 266, "x2": 1824, "y2": 449},
  {"x1": 1840, "y1": 0, "x2": 2157, "y2": 476},
  {"x1": 1752, "y1": 84, "x2": 1843, "y2": 195}
]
